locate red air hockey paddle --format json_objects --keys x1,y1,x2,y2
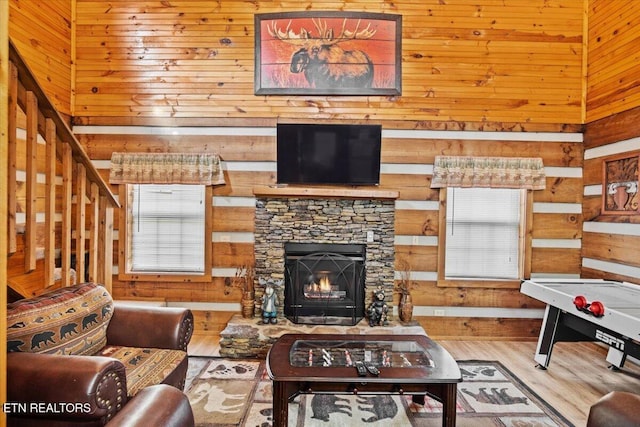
[
  {"x1": 573, "y1": 295, "x2": 587, "y2": 309},
  {"x1": 589, "y1": 300, "x2": 605, "y2": 317},
  {"x1": 573, "y1": 295, "x2": 605, "y2": 317}
]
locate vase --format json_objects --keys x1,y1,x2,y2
[
  {"x1": 614, "y1": 185, "x2": 629, "y2": 210},
  {"x1": 241, "y1": 293, "x2": 255, "y2": 319},
  {"x1": 398, "y1": 293, "x2": 414, "y2": 323}
]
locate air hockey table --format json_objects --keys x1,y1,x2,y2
[{"x1": 520, "y1": 278, "x2": 640, "y2": 370}]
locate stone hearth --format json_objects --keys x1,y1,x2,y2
[{"x1": 219, "y1": 314, "x2": 426, "y2": 359}]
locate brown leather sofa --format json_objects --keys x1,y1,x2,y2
[
  {"x1": 6, "y1": 282, "x2": 195, "y2": 426},
  {"x1": 587, "y1": 391, "x2": 640, "y2": 427}
]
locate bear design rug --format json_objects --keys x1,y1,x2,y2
[{"x1": 185, "y1": 357, "x2": 574, "y2": 427}]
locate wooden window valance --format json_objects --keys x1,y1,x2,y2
[
  {"x1": 109, "y1": 153, "x2": 225, "y2": 185},
  {"x1": 430, "y1": 156, "x2": 546, "y2": 190}
]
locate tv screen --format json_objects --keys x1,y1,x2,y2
[{"x1": 276, "y1": 123, "x2": 382, "y2": 186}]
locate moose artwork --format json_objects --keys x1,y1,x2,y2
[{"x1": 255, "y1": 12, "x2": 402, "y2": 95}]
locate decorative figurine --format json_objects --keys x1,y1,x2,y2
[
  {"x1": 259, "y1": 278, "x2": 281, "y2": 324},
  {"x1": 367, "y1": 287, "x2": 389, "y2": 327},
  {"x1": 344, "y1": 350, "x2": 353, "y2": 367},
  {"x1": 321, "y1": 349, "x2": 333, "y2": 367}
]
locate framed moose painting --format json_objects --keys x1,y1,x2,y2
[{"x1": 254, "y1": 12, "x2": 402, "y2": 96}]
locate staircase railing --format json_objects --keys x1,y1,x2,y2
[{"x1": 7, "y1": 39, "x2": 119, "y2": 296}]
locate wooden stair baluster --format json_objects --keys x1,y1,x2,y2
[
  {"x1": 75, "y1": 163, "x2": 87, "y2": 284},
  {"x1": 88, "y1": 182, "x2": 99, "y2": 283},
  {"x1": 44, "y1": 118, "x2": 57, "y2": 287},
  {"x1": 61, "y1": 143, "x2": 72, "y2": 286},
  {"x1": 7, "y1": 61, "x2": 17, "y2": 254},
  {"x1": 98, "y1": 196, "x2": 114, "y2": 293},
  {"x1": 24, "y1": 91, "x2": 37, "y2": 273}
]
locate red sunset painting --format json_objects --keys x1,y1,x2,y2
[{"x1": 255, "y1": 12, "x2": 402, "y2": 95}]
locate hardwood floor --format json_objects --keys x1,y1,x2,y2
[
  {"x1": 188, "y1": 333, "x2": 640, "y2": 426},
  {"x1": 439, "y1": 340, "x2": 640, "y2": 426}
]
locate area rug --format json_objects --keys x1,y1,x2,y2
[{"x1": 185, "y1": 357, "x2": 574, "y2": 427}]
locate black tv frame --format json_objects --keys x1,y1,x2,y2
[{"x1": 276, "y1": 123, "x2": 382, "y2": 186}]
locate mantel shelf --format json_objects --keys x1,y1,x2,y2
[{"x1": 253, "y1": 185, "x2": 400, "y2": 200}]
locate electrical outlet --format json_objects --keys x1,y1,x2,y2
[
  {"x1": 434, "y1": 309, "x2": 446, "y2": 316},
  {"x1": 412, "y1": 235, "x2": 420, "y2": 245},
  {"x1": 366, "y1": 231, "x2": 374, "y2": 242}
]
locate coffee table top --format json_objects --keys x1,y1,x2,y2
[{"x1": 267, "y1": 333, "x2": 461, "y2": 384}]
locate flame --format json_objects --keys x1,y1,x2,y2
[{"x1": 319, "y1": 276, "x2": 331, "y2": 292}]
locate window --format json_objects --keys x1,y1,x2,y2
[
  {"x1": 119, "y1": 184, "x2": 212, "y2": 281},
  {"x1": 440, "y1": 187, "x2": 528, "y2": 284}
]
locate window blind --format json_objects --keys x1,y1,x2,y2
[
  {"x1": 130, "y1": 184, "x2": 205, "y2": 273},
  {"x1": 445, "y1": 187, "x2": 522, "y2": 280}
]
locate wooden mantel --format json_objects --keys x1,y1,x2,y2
[{"x1": 253, "y1": 185, "x2": 400, "y2": 200}]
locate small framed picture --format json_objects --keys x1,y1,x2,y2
[{"x1": 602, "y1": 153, "x2": 640, "y2": 215}]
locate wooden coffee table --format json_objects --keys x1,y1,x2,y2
[{"x1": 266, "y1": 333, "x2": 462, "y2": 427}]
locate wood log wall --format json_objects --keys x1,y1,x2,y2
[
  {"x1": 583, "y1": 105, "x2": 640, "y2": 281},
  {"x1": 580, "y1": 1, "x2": 640, "y2": 285},
  {"x1": 582, "y1": 108, "x2": 640, "y2": 283},
  {"x1": 6, "y1": 0, "x2": 640, "y2": 339},
  {"x1": 69, "y1": 0, "x2": 585, "y2": 124},
  {"x1": 67, "y1": 123, "x2": 582, "y2": 339}
]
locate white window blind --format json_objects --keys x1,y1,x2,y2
[
  {"x1": 130, "y1": 184, "x2": 205, "y2": 273},
  {"x1": 445, "y1": 187, "x2": 522, "y2": 280}
]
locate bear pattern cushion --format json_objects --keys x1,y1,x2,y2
[
  {"x1": 7, "y1": 282, "x2": 113, "y2": 355},
  {"x1": 99, "y1": 345, "x2": 187, "y2": 397}
]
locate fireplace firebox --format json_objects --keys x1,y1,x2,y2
[{"x1": 284, "y1": 243, "x2": 366, "y2": 325}]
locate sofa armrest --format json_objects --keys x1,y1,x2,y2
[
  {"x1": 7, "y1": 352, "x2": 128, "y2": 424},
  {"x1": 107, "y1": 303, "x2": 194, "y2": 351},
  {"x1": 106, "y1": 384, "x2": 194, "y2": 427}
]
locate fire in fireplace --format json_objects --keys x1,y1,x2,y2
[{"x1": 284, "y1": 243, "x2": 366, "y2": 325}]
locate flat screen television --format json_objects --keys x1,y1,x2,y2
[{"x1": 276, "y1": 123, "x2": 382, "y2": 185}]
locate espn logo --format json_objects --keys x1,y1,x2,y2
[{"x1": 595, "y1": 329, "x2": 625, "y2": 351}]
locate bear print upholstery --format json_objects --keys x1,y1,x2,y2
[{"x1": 7, "y1": 282, "x2": 113, "y2": 355}]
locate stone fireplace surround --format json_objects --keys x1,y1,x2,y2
[
  {"x1": 218, "y1": 186, "x2": 430, "y2": 359},
  {"x1": 253, "y1": 186, "x2": 399, "y2": 321}
]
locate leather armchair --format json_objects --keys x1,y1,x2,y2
[{"x1": 587, "y1": 391, "x2": 640, "y2": 427}]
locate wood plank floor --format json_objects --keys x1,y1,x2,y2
[{"x1": 188, "y1": 334, "x2": 640, "y2": 426}]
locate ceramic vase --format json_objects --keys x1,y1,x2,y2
[
  {"x1": 399, "y1": 293, "x2": 414, "y2": 323},
  {"x1": 241, "y1": 292, "x2": 255, "y2": 318}
]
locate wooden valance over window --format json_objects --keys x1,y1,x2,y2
[
  {"x1": 430, "y1": 156, "x2": 546, "y2": 190},
  {"x1": 109, "y1": 153, "x2": 225, "y2": 185}
]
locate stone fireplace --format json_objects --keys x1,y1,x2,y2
[
  {"x1": 253, "y1": 186, "x2": 398, "y2": 325},
  {"x1": 215, "y1": 186, "x2": 430, "y2": 358}
]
